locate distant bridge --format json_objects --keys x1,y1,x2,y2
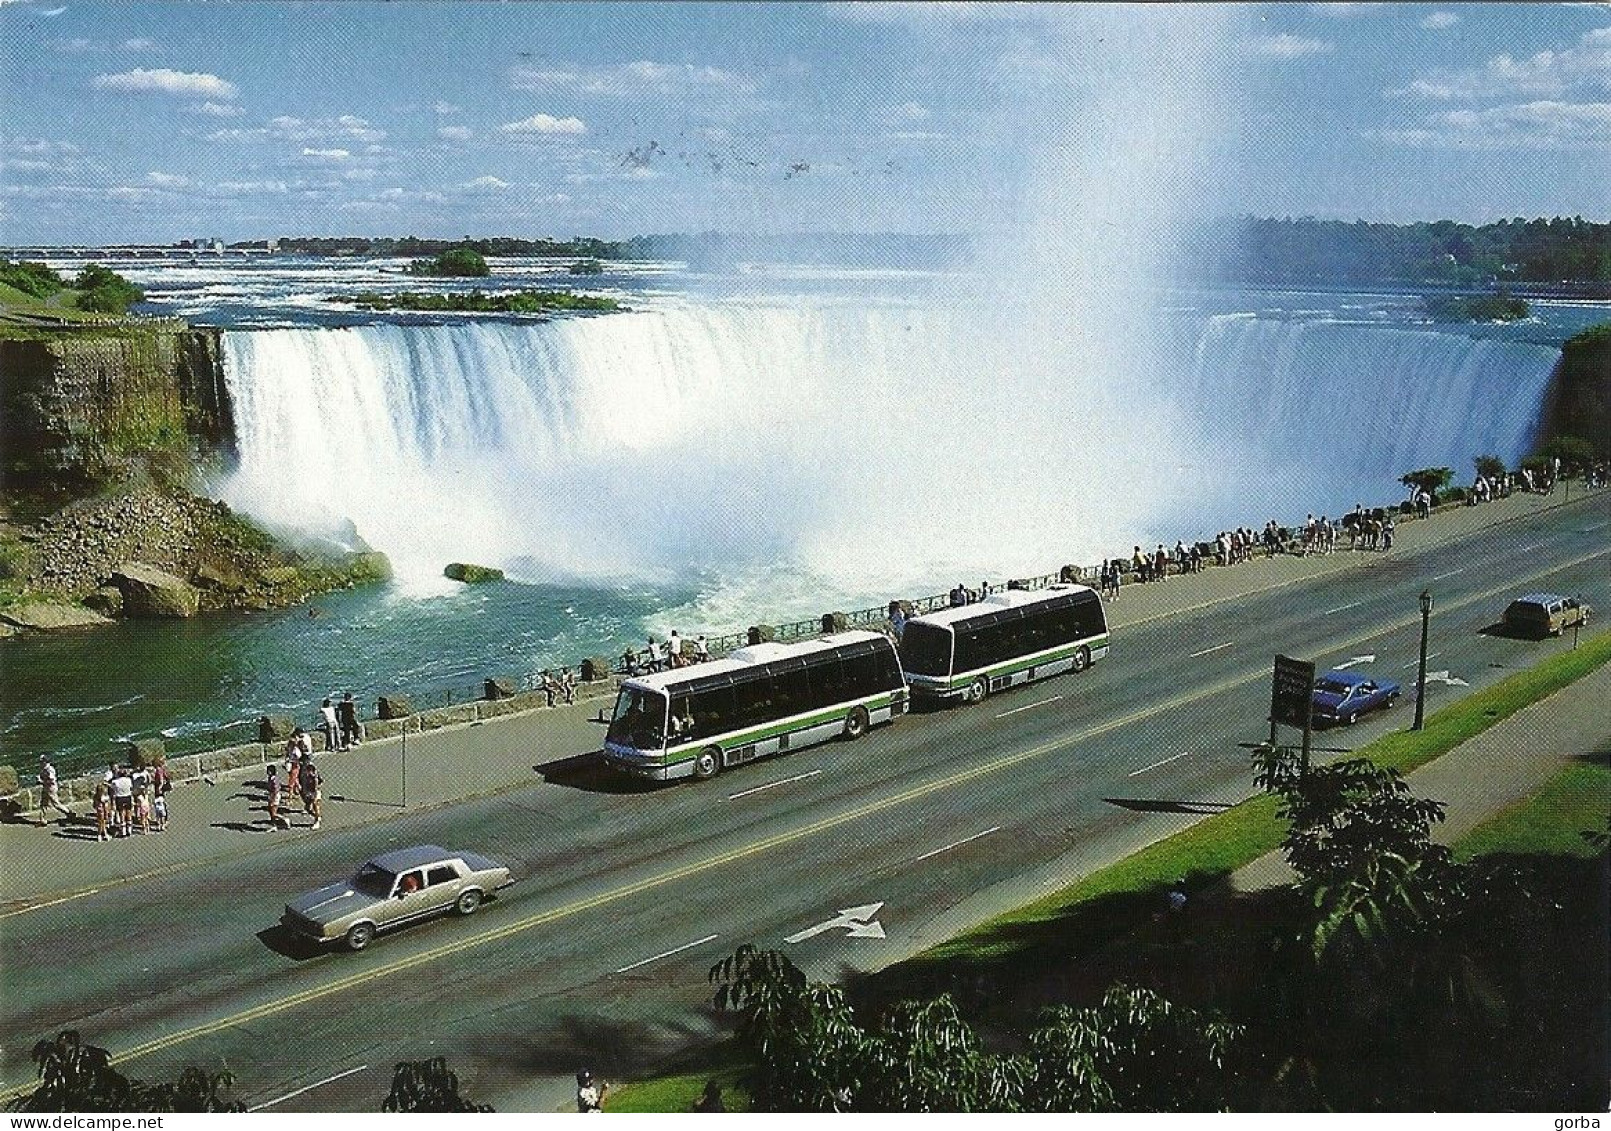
[{"x1": 3, "y1": 245, "x2": 276, "y2": 260}]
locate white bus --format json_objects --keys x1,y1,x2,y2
[
  {"x1": 898, "y1": 585, "x2": 1108, "y2": 703},
  {"x1": 602, "y1": 630, "x2": 908, "y2": 782}
]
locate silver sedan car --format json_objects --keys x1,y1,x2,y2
[{"x1": 281, "y1": 844, "x2": 514, "y2": 951}]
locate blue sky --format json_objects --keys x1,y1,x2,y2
[{"x1": 1, "y1": 2, "x2": 1607, "y2": 243}]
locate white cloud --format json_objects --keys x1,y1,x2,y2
[
  {"x1": 1396, "y1": 25, "x2": 1611, "y2": 100},
  {"x1": 144, "y1": 171, "x2": 190, "y2": 188},
  {"x1": 191, "y1": 100, "x2": 245, "y2": 117},
  {"x1": 301, "y1": 147, "x2": 351, "y2": 160},
  {"x1": 1419, "y1": 11, "x2": 1459, "y2": 30},
  {"x1": 120, "y1": 37, "x2": 157, "y2": 50},
  {"x1": 437, "y1": 125, "x2": 474, "y2": 142},
  {"x1": 461, "y1": 175, "x2": 509, "y2": 190},
  {"x1": 39, "y1": 5, "x2": 68, "y2": 15},
  {"x1": 92, "y1": 67, "x2": 237, "y2": 98},
  {"x1": 884, "y1": 100, "x2": 931, "y2": 123},
  {"x1": 1378, "y1": 100, "x2": 1611, "y2": 150},
  {"x1": 498, "y1": 113, "x2": 586, "y2": 135},
  {"x1": 433, "y1": 101, "x2": 461, "y2": 114},
  {"x1": 510, "y1": 60, "x2": 754, "y2": 97},
  {"x1": 208, "y1": 114, "x2": 384, "y2": 144},
  {"x1": 1308, "y1": 2, "x2": 1383, "y2": 15},
  {"x1": 1248, "y1": 34, "x2": 1334, "y2": 59},
  {"x1": 52, "y1": 37, "x2": 94, "y2": 52}
]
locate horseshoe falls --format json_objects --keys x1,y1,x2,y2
[{"x1": 218, "y1": 295, "x2": 1560, "y2": 604}]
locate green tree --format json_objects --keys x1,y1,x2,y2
[
  {"x1": 1400, "y1": 466, "x2": 1453, "y2": 501},
  {"x1": 381, "y1": 1057, "x2": 494, "y2": 1112},
  {"x1": 1535, "y1": 435, "x2": 1596, "y2": 474},
  {"x1": 406, "y1": 246, "x2": 489, "y2": 277},
  {"x1": 1473, "y1": 454, "x2": 1506, "y2": 481},
  {"x1": 10, "y1": 1031, "x2": 243, "y2": 1113},
  {"x1": 71, "y1": 264, "x2": 144, "y2": 314}
]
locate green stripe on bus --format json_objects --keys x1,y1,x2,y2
[
  {"x1": 945, "y1": 635, "x2": 1110, "y2": 690},
  {"x1": 658, "y1": 691, "x2": 898, "y2": 766}
]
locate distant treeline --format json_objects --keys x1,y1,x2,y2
[
  {"x1": 1211, "y1": 216, "x2": 1611, "y2": 288},
  {"x1": 264, "y1": 219, "x2": 1611, "y2": 286}
]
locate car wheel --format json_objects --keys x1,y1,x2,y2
[
  {"x1": 455, "y1": 889, "x2": 482, "y2": 916},
  {"x1": 1071, "y1": 646, "x2": 1091, "y2": 674},
  {"x1": 844, "y1": 706, "x2": 869, "y2": 740},
  {"x1": 345, "y1": 922, "x2": 376, "y2": 952},
  {"x1": 965, "y1": 676, "x2": 988, "y2": 705},
  {"x1": 1385, "y1": 694, "x2": 1398, "y2": 708},
  {"x1": 692, "y1": 747, "x2": 722, "y2": 781}
]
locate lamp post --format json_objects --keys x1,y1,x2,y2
[{"x1": 1414, "y1": 589, "x2": 1433, "y2": 731}]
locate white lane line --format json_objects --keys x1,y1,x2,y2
[
  {"x1": 1583, "y1": 522, "x2": 1609, "y2": 532},
  {"x1": 726, "y1": 770, "x2": 821, "y2": 801},
  {"x1": 614, "y1": 934, "x2": 719, "y2": 974},
  {"x1": 1432, "y1": 567, "x2": 1467, "y2": 580},
  {"x1": 1129, "y1": 751, "x2": 1193, "y2": 777},
  {"x1": 995, "y1": 695, "x2": 1062, "y2": 718},
  {"x1": 914, "y1": 826, "x2": 1002, "y2": 863},
  {"x1": 1323, "y1": 601, "x2": 1363, "y2": 615},
  {"x1": 1189, "y1": 642, "x2": 1232, "y2": 658},
  {"x1": 248, "y1": 1065, "x2": 369, "y2": 1111},
  {"x1": 0, "y1": 888, "x2": 101, "y2": 920},
  {"x1": 1401, "y1": 651, "x2": 1443, "y2": 669}
]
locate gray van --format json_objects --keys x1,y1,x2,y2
[{"x1": 1502, "y1": 593, "x2": 1591, "y2": 638}]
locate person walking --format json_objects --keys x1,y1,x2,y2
[
  {"x1": 541, "y1": 669, "x2": 558, "y2": 708},
  {"x1": 667, "y1": 629, "x2": 684, "y2": 668},
  {"x1": 37, "y1": 755, "x2": 73, "y2": 825},
  {"x1": 265, "y1": 764, "x2": 288, "y2": 830},
  {"x1": 560, "y1": 667, "x2": 576, "y2": 705},
  {"x1": 91, "y1": 780, "x2": 112, "y2": 842},
  {"x1": 299, "y1": 754, "x2": 323, "y2": 830},
  {"x1": 694, "y1": 634, "x2": 710, "y2": 663},
  {"x1": 110, "y1": 765, "x2": 134, "y2": 838},
  {"x1": 576, "y1": 1070, "x2": 607, "y2": 1113}
]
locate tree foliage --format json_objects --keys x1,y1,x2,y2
[
  {"x1": 1472, "y1": 454, "x2": 1506, "y2": 481},
  {"x1": 0, "y1": 259, "x2": 66, "y2": 298},
  {"x1": 10, "y1": 1031, "x2": 243, "y2": 1113},
  {"x1": 405, "y1": 246, "x2": 490, "y2": 277},
  {"x1": 1534, "y1": 435, "x2": 1597, "y2": 472},
  {"x1": 71, "y1": 264, "x2": 144, "y2": 314},
  {"x1": 1399, "y1": 466, "x2": 1453, "y2": 499},
  {"x1": 381, "y1": 1056, "x2": 494, "y2": 1113}
]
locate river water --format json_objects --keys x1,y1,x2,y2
[{"x1": 4, "y1": 251, "x2": 1606, "y2": 766}]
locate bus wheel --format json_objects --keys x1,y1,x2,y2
[
  {"x1": 844, "y1": 706, "x2": 870, "y2": 740},
  {"x1": 692, "y1": 748, "x2": 722, "y2": 781},
  {"x1": 965, "y1": 676, "x2": 988, "y2": 704},
  {"x1": 1071, "y1": 646, "x2": 1092, "y2": 674}
]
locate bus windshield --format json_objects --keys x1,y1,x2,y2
[
  {"x1": 899, "y1": 622, "x2": 953, "y2": 676},
  {"x1": 606, "y1": 686, "x2": 668, "y2": 750}
]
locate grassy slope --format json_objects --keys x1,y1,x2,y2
[{"x1": 606, "y1": 628, "x2": 1611, "y2": 1110}]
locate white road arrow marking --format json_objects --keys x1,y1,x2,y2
[
  {"x1": 1334, "y1": 653, "x2": 1377, "y2": 669},
  {"x1": 1401, "y1": 651, "x2": 1442, "y2": 669},
  {"x1": 785, "y1": 902, "x2": 885, "y2": 944},
  {"x1": 1423, "y1": 670, "x2": 1470, "y2": 687}
]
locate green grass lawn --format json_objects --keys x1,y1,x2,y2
[{"x1": 1454, "y1": 756, "x2": 1611, "y2": 860}]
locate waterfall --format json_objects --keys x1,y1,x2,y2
[{"x1": 218, "y1": 300, "x2": 1560, "y2": 593}]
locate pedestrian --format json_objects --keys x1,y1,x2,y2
[
  {"x1": 694, "y1": 634, "x2": 710, "y2": 663},
  {"x1": 888, "y1": 601, "x2": 907, "y2": 641},
  {"x1": 622, "y1": 647, "x2": 639, "y2": 676},
  {"x1": 576, "y1": 1070, "x2": 607, "y2": 1113},
  {"x1": 92, "y1": 781, "x2": 112, "y2": 842},
  {"x1": 319, "y1": 697, "x2": 339, "y2": 752},
  {"x1": 284, "y1": 745, "x2": 302, "y2": 812},
  {"x1": 692, "y1": 1079, "x2": 726, "y2": 1113},
  {"x1": 151, "y1": 789, "x2": 168, "y2": 833},
  {"x1": 541, "y1": 669, "x2": 558, "y2": 708},
  {"x1": 132, "y1": 765, "x2": 152, "y2": 835},
  {"x1": 338, "y1": 692, "x2": 362, "y2": 750},
  {"x1": 668, "y1": 629, "x2": 684, "y2": 668},
  {"x1": 265, "y1": 764, "x2": 287, "y2": 830},
  {"x1": 1382, "y1": 516, "x2": 1395, "y2": 552},
  {"x1": 110, "y1": 765, "x2": 135, "y2": 837},
  {"x1": 300, "y1": 754, "x2": 322, "y2": 830},
  {"x1": 37, "y1": 754, "x2": 72, "y2": 825},
  {"x1": 561, "y1": 667, "x2": 576, "y2": 705}
]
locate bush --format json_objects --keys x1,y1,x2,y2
[
  {"x1": 71, "y1": 264, "x2": 144, "y2": 314},
  {"x1": 0, "y1": 259, "x2": 66, "y2": 299},
  {"x1": 406, "y1": 246, "x2": 489, "y2": 277}
]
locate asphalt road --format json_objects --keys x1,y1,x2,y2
[{"x1": 3, "y1": 494, "x2": 1607, "y2": 1112}]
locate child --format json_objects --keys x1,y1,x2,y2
[
  {"x1": 92, "y1": 781, "x2": 112, "y2": 843},
  {"x1": 151, "y1": 791, "x2": 168, "y2": 832}
]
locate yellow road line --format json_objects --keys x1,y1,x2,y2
[{"x1": 3, "y1": 543, "x2": 1605, "y2": 1101}]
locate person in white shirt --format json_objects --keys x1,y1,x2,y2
[
  {"x1": 37, "y1": 755, "x2": 72, "y2": 824},
  {"x1": 667, "y1": 629, "x2": 684, "y2": 668}
]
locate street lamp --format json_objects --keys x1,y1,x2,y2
[{"x1": 1414, "y1": 589, "x2": 1433, "y2": 731}]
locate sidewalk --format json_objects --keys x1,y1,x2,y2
[
  {"x1": 1231, "y1": 658, "x2": 1611, "y2": 893},
  {"x1": 2, "y1": 485, "x2": 1605, "y2": 907}
]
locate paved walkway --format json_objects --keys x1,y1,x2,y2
[{"x1": 2, "y1": 486, "x2": 1605, "y2": 907}]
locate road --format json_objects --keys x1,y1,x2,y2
[{"x1": 3, "y1": 493, "x2": 1607, "y2": 1111}]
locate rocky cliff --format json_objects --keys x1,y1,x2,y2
[{"x1": 1, "y1": 324, "x2": 232, "y2": 496}]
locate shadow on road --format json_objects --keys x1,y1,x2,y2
[
  {"x1": 535, "y1": 753, "x2": 660, "y2": 796},
  {"x1": 1102, "y1": 797, "x2": 1235, "y2": 815},
  {"x1": 256, "y1": 924, "x2": 326, "y2": 962}
]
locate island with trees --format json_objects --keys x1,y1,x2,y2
[
  {"x1": 325, "y1": 289, "x2": 622, "y2": 315},
  {"x1": 1422, "y1": 292, "x2": 1530, "y2": 323}
]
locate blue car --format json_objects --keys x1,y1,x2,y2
[{"x1": 1311, "y1": 669, "x2": 1401, "y2": 726}]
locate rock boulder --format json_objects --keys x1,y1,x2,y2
[
  {"x1": 0, "y1": 602, "x2": 114, "y2": 630},
  {"x1": 112, "y1": 562, "x2": 200, "y2": 618},
  {"x1": 378, "y1": 695, "x2": 414, "y2": 720},
  {"x1": 444, "y1": 562, "x2": 505, "y2": 583}
]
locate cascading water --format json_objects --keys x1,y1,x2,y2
[{"x1": 219, "y1": 297, "x2": 1561, "y2": 607}]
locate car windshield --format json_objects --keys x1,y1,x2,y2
[
  {"x1": 606, "y1": 686, "x2": 668, "y2": 750},
  {"x1": 352, "y1": 863, "x2": 396, "y2": 897},
  {"x1": 1314, "y1": 678, "x2": 1353, "y2": 696}
]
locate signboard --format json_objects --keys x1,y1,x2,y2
[{"x1": 1270, "y1": 654, "x2": 1315, "y2": 730}]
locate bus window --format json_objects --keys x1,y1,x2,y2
[
  {"x1": 606, "y1": 687, "x2": 668, "y2": 750},
  {"x1": 877, "y1": 642, "x2": 904, "y2": 689},
  {"x1": 731, "y1": 672, "x2": 773, "y2": 732},
  {"x1": 1075, "y1": 593, "x2": 1106, "y2": 637},
  {"x1": 772, "y1": 661, "x2": 812, "y2": 717},
  {"x1": 808, "y1": 655, "x2": 849, "y2": 710}
]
